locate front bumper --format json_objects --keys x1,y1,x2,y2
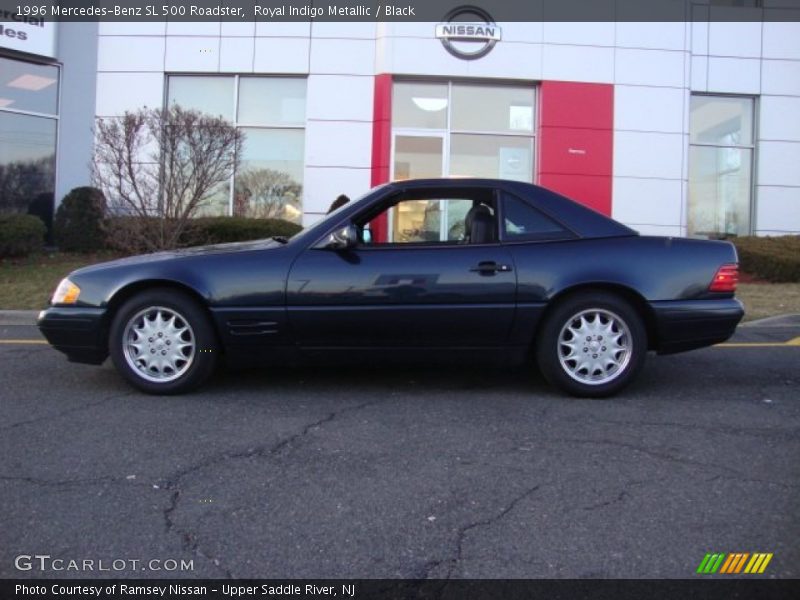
[
  {"x1": 37, "y1": 306, "x2": 109, "y2": 365},
  {"x1": 650, "y1": 297, "x2": 744, "y2": 355}
]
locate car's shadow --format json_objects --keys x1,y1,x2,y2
[
  {"x1": 73, "y1": 349, "x2": 724, "y2": 403},
  {"x1": 210, "y1": 361, "x2": 549, "y2": 396}
]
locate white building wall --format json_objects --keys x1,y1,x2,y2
[
  {"x1": 757, "y1": 21, "x2": 800, "y2": 235},
  {"x1": 94, "y1": 19, "x2": 800, "y2": 234},
  {"x1": 689, "y1": 14, "x2": 800, "y2": 236},
  {"x1": 611, "y1": 22, "x2": 690, "y2": 238},
  {"x1": 303, "y1": 23, "x2": 375, "y2": 225}
]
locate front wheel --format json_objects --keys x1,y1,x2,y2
[
  {"x1": 109, "y1": 288, "x2": 218, "y2": 394},
  {"x1": 536, "y1": 292, "x2": 647, "y2": 398}
]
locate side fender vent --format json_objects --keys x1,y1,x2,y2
[{"x1": 227, "y1": 320, "x2": 279, "y2": 336}]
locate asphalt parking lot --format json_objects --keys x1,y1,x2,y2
[{"x1": 1, "y1": 315, "x2": 798, "y2": 579}]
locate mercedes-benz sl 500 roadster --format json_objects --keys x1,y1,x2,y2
[{"x1": 38, "y1": 179, "x2": 744, "y2": 397}]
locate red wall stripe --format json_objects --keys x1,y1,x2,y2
[
  {"x1": 370, "y1": 78, "x2": 614, "y2": 230},
  {"x1": 537, "y1": 81, "x2": 614, "y2": 216},
  {"x1": 370, "y1": 73, "x2": 393, "y2": 242}
]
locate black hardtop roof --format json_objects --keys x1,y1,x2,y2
[{"x1": 384, "y1": 178, "x2": 638, "y2": 239}]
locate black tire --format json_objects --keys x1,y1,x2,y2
[
  {"x1": 536, "y1": 292, "x2": 647, "y2": 398},
  {"x1": 109, "y1": 288, "x2": 218, "y2": 395}
]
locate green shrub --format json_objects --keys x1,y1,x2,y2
[
  {"x1": 732, "y1": 236, "x2": 800, "y2": 283},
  {"x1": 0, "y1": 214, "x2": 47, "y2": 257},
  {"x1": 27, "y1": 192, "x2": 55, "y2": 245},
  {"x1": 185, "y1": 217, "x2": 302, "y2": 246},
  {"x1": 102, "y1": 216, "x2": 163, "y2": 255},
  {"x1": 54, "y1": 187, "x2": 107, "y2": 252},
  {"x1": 102, "y1": 216, "x2": 303, "y2": 253}
]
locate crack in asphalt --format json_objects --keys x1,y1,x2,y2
[
  {"x1": 159, "y1": 399, "x2": 384, "y2": 579},
  {"x1": 448, "y1": 484, "x2": 542, "y2": 578},
  {"x1": 0, "y1": 392, "x2": 132, "y2": 432},
  {"x1": 705, "y1": 473, "x2": 799, "y2": 491},
  {"x1": 422, "y1": 483, "x2": 542, "y2": 581},
  {"x1": 583, "y1": 490, "x2": 630, "y2": 511},
  {"x1": 0, "y1": 475, "x2": 124, "y2": 487},
  {"x1": 162, "y1": 490, "x2": 234, "y2": 579}
]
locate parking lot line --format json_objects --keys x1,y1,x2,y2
[
  {"x1": 716, "y1": 336, "x2": 800, "y2": 348},
  {"x1": 0, "y1": 339, "x2": 47, "y2": 345}
]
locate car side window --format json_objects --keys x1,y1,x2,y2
[
  {"x1": 389, "y1": 198, "x2": 474, "y2": 243},
  {"x1": 502, "y1": 193, "x2": 571, "y2": 241},
  {"x1": 359, "y1": 193, "x2": 497, "y2": 245}
]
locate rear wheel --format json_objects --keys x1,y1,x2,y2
[
  {"x1": 109, "y1": 288, "x2": 217, "y2": 394},
  {"x1": 536, "y1": 292, "x2": 647, "y2": 398}
]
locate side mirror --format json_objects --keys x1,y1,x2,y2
[{"x1": 324, "y1": 223, "x2": 359, "y2": 250}]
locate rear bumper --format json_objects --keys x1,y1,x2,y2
[
  {"x1": 37, "y1": 306, "x2": 109, "y2": 365},
  {"x1": 650, "y1": 298, "x2": 744, "y2": 355}
]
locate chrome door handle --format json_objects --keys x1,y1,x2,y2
[{"x1": 470, "y1": 261, "x2": 513, "y2": 274}]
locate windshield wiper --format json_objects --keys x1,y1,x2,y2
[{"x1": 271, "y1": 236, "x2": 289, "y2": 244}]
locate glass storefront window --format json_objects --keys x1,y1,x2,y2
[
  {"x1": 393, "y1": 136, "x2": 443, "y2": 180},
  {"x1": 0, "y1": 56, "x2": 58, "y2": 220},
  {"x1": 234, "y1": 128, "x2": 304, "y2": 221},
  {"x1": 688, "y1": 146, "x2": 753, "y2": 237},
  {"x1": 0, "y1": 56, "x2": 59, "y2": 115},
  {"x1": 690, "y1": 96, "x2": 753, "y2": 146},
  {"x1": 450, "y1": 134, "x2": 533, "y2": 181},
  {"x1": 391, "y1": 80, "x2": 536, "y2": 190},
  {"x1": 237, "y1": 77, "x2": 306, "y2": 126},
  {"x1": 167, "y1": 75, "x2": 306, "y2": 221},
  {"x1": 392, "y1": 82, "x2": 448, "y2": 129},
  {"x1": 0, "y1": 112, "x2": 57, "y2": 213},
  {"x1": 168, "y1": 76, "x2": 235, "y2": 121},
  {"x1": 451, "y1": 84, "x2": 534, "y2": 134},
  {"x1": 197, "y1": 182, "x2": 234, "y2": 218},
  {"x1": 688, "y1": 95, "x2": 755, "y2": 237}
]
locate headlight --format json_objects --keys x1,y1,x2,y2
[{"x1": 51, "y1": 278, "x2": 81, "y2": 305}]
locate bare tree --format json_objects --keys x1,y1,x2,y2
[{"x1": 93, "y1": 105, "x2": 243, "y2": 252}]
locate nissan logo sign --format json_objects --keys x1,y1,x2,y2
[{"x1": 435, "y1": 6, "x2": 502, "y2": 61}]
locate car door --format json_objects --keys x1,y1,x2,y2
[{"x1": 286, "y1": 189, "x2": 517, "y2": 348}]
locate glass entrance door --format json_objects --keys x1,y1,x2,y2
[{"x1": 390, "y1": 134, "x2": 446, "y2": 242}]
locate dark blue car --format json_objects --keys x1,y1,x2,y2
[{"x1": 38, "y1": 178, "x2": 744, "y2": 397}]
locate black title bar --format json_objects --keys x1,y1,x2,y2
[
  {"x1": 1, "y1": 0, "x2": 800, "y2": 22},
  {"x1": 3, "y1": 579, "x2": 800, "y2": 600}
]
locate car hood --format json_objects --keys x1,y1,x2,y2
[{"x1": 71, "y1": 239, "x2": 282, "y2": 275}]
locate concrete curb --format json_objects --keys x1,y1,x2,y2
[{"x1": 740, "y1": 314, "x2": 800, "y2": 328}]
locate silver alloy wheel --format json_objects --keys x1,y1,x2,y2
[
  {"x1": 122, "y1": 306, "x2": 195, "y2": 383},
  {"x1": 557, "y1": 308, "x2": 632, "y2": 386}
]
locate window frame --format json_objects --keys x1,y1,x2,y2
[
  {"x1": 390, "y1": 79, "x2": 537, "y2": 184},
  {"x1": 688, "y1": 92, "x2": 758, "y2": 238},
  {"x1": 165, "y1": 73, "x2": 306, "y2": 219},
  {"x1": 0, "y1": 53, "x2": 61, "y2": 217}
]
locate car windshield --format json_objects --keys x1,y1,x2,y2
[{"x1": 287, "y1": 184, "x2": 388, "y2": 245}]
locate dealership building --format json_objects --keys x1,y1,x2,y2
[{"x1": 1, "y1": 9, "x2": 800, "y2": 239}]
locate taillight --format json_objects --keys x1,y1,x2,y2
[{"x1": 709, "y1": 264, "x2": 739, "y2": 293}]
